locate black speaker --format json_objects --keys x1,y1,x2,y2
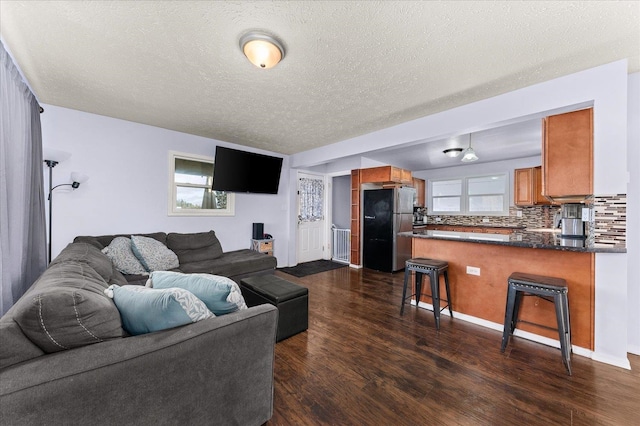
[{"x1": 252, "y1": 223, "x2": 264, "y2": 240}]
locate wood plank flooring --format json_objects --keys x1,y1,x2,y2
[{"x1": 266, "y1": 267, "x2": 640, "y2": 425}]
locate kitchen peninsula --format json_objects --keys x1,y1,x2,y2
[{"x1": 399, "y1": 229, "x2": 625, "y2": 352}]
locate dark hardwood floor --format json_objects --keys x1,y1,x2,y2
[{"x1": 266, "y1": 266, "x2": 640, "y2": 425}]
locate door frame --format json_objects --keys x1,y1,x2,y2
[{"x1": 324, "y1": 170, "x2": 354, "y2": 264}]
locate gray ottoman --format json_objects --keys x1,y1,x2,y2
[{"x1": 240, "y1": 275, "x2": 308, "y2": 342}]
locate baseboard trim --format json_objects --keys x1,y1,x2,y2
[
  {"x1": 412, "y1": 300, "x2": 599, "y2": 365},
  {"x1": 591, "y1": 352, "x2": 632, "y2": 370},
  {"x1": 627, "y1": 344, "x2": 640, "y2": 356}
]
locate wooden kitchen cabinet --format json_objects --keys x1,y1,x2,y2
[
  {"x1": 514, "y1": 166, "x2": 551, "y2": 206},
  {"x1": 412, "y1": 177, "x2": 425, "y2": 207},
  {"x1": 542, "y1": 108, "x2": 593, "y2": 200},
  {"x1": 360, "y1": 166, "x2": 412, "y2": 184},
  {"x1": 400, "y1": 168, "x2": 412, "y2": 184}
]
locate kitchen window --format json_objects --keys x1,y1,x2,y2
[
  {"x1": 168, "y1": 151, "x2": 235, "y2": 216},
  {"x1": 429, "y1": 173, "x2": 508, "y2": 215}
]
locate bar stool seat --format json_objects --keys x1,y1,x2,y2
[
  {"x1": 501, "y1": 272, "x2": 572, "y2": 375},
  {"x1": 400, "y1": 257, "x2": 453, "y2": 330}
]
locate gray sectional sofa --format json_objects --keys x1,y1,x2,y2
[
  {"x1": 0, "y1": 230, "x2": 278, "y2": 425},
  {"x1": 74, "y1": 230, "x2": 277, "y2": 284}
]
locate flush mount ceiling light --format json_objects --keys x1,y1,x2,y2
[
  {"x1": 240, "y1": 32, "x2": 285, "y2": 69},
  {"x1": 461, "y1": 133, "x2": 479, "y2": 162},
  {"x1": 443, "y1": 148, "x2": 463, "y2": 158}
]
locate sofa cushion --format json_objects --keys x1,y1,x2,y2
[
  {"x1": 131, "y1": 235, "x2": 179, "y2": 272},
  {"x1": 12, "y1": 261, "x2": 124, "y2": 353},
  {"x1": 101, "y1": 237, "x2": 148, "y2": 275},
  {"x1": 178, "y1": 249, "x2": 277, "y2": 278},
  {"x1": 0, "y1": 320, "x2": 45, "y2": 370},
  {"x1": 105, "y1": 285, "x2": 214, "y2": 335},
  {"x1": 74, "y1": 232, "x2": 168, "y2": 250},
  {"x1": 148, "y1": 271, "x2": 247, "y2": 314},
  {"x1": 166, "y1": 231, "x2": 223, "y2": 264},
  {"x1": 51, "y1": 242, "x2": 127, "y2": 286}
]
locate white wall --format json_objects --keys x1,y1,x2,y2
[
  {"x1": 40, "y1": 105, "x2": 291, "y2": 266},
  {"x1": 627, "y1": 72, "x2": 639, "y2": 355},
  {"x1": 291, "y1": 61, "x2": 631, "y2": 368}
]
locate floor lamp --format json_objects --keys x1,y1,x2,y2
[{"x1": 44, "y1": 159, "x2": 88, "y2": 264}]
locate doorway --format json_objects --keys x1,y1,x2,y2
[{"x1": 297, "y1": 172, "x2": 326, "y2": 263}]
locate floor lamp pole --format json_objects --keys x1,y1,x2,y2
[{"x1": 44, "y1": 160, "x2": 58, "y2": 264}]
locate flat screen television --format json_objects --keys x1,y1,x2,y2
[{"x1": 212, "y1": 146, "x2": 283, "y2": 194}]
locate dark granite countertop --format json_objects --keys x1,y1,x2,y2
[{"x1": 399, "y1": 229, "x2": 626, "y2": 253}]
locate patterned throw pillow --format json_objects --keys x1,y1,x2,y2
[
  {"x1": 104, "y1": 285, "x2": 214, "y2": 335},
  {"x1": 131, "y1": 235, "x2": 179, "y2": 272},
  {"x1": 147, "y1": 271, "x2": 247, "y2": 315},
  {"x1": 101, "y1": 237, "x2": 147, "y2": 275}
]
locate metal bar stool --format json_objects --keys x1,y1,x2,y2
[
  {"x1": 400, "y1": 257, "x2": 453, "y2": 330},
  {"x1": 501, "y1": 272, "x2": 572, "y2": 375}
]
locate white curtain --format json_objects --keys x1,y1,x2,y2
[
  {"x1": 299, "y1": 177, "x2": 324, "y2": 222},
  {"x1": 0, "y1": 41, "x2": 47, "y2": 315}
]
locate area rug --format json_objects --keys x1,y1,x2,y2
[{"x1": 278, "y1": 260, "x2": 348, "y2": 278}]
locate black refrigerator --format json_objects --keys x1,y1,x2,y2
[{"x1": 363, "y1": 187, "x2": 415, "y2": 272}]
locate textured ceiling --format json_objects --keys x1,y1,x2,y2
[{"x1": 1, "y1": 1, "x2": 638, "y2": 156}]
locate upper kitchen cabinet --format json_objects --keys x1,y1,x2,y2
[
  {"x1": 360, "y1": 166, "x2": 412, "y2": 185},
  {"x1": 542, "y1": 108, "x2": 593, "y2": 200},
  {"x1": 412, "y1": 177, "x2": 425, "y2": 207},
  {"x1": 514, "y1": 166, "x2": 551, "y2": 206}
]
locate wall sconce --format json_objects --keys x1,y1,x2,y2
[
  {"x1": 44, "y1": 159, "x2": 89, "y2": 263},
  {"x1": 240, "y1": 32, "x2": 285, "y2": 69}
]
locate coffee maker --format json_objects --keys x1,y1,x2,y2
[
  {"x1": 560, "y1": 203, "x2": 585, "y2": 237},
  {"x1": 413, "y1": 207, "x2": 426, "y2": 224},
  {"x1": 558, "y1": 203, "x2": 586, "y2": 247}
]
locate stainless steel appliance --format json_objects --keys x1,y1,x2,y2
[
  {"x1": 560, "y1": 203, "x2": 585, "y2": 237},
  {"x1": 363, "y1": 187, "x2": 415, "y2": 272},
  {"x1": 558, "y1": 236, "x2": 585, "y2": 248},
  {"x1": 558, "y1": 203, "x2": 587, "y2": 247}
]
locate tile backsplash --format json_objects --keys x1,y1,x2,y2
[
  {"x1": 592, "y1": 194, "x2": 626, "y2": 248},
  {"x1": 425, "y1": 194, "x2": 627, "y2": 249},
  {"x1": 426, "y1": 205, "x2": 560, "y2": 229}
]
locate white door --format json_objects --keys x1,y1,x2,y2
[{"x1": 297, "y1": 173, "x2": 325, "y2": 263}]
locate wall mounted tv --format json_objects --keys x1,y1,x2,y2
[{"x1": 212, "y1": 146, "x2": 283, "y2": 194}]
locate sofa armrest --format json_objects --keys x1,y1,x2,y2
[{"x1": 0, "y1": 304, "x2": 278, "y2": 426}]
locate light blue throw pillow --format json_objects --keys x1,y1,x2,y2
[
  {"x1": 105, "y1": 285, "x2": 214, "y2": 335},
  {"x1": 148, "y1": 271, "x2": 247, "y2": 315},
  {"x1": 131, "y1": 235, "x2": 179, "y2": 272}
]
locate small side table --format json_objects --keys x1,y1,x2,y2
[{"x1": 251, "y1": 238, "x2": 274, "y2": 256}]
